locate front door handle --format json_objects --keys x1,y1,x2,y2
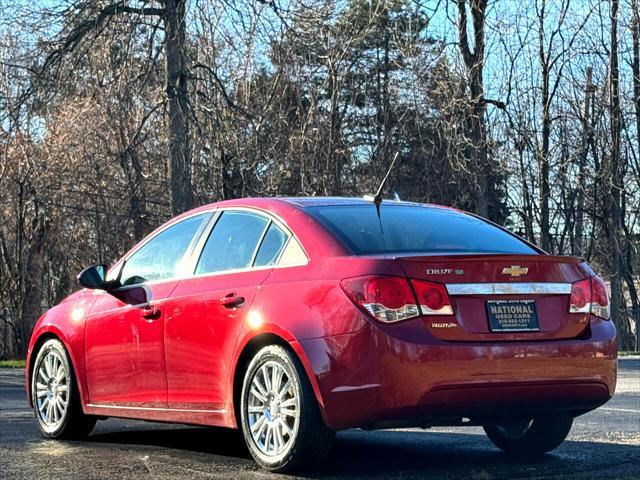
[
  {"x1": 141, "y1": 305, "x2": 161, "y2": 320},
  {"x1": 220, "y1": 293, "x2": 245, "y2": 309}
]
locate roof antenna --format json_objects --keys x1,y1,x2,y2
[{"x1": 363, "y1": 151, "x2": 399, "y2": 233}]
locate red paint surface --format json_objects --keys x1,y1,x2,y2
[{"x1": 26, "y1": 198, "x2": 617, "y2": 430}]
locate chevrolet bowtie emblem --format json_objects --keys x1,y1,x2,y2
[{"x1": 502, "y1": 265, "x2": 529, "y2": 277}]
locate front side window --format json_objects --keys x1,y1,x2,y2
[
  {"x1": 196, "y1": 211, "x2": 269, "y2": 275},
  {"x1": 120, "y1": 214, "x2": 209, "y2": 285}
]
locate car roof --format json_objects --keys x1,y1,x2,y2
[
  {"x1": 201, "y1": 196, "x2": 452, "y2": 210},
  {"x1": 279, "y1": 196, "x2": 429, "y2": 208}
]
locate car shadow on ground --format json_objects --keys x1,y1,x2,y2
[
  {"x1": 86, "y1": 425, "x2": 250, "y2": 459},
  {"x1": 84, "y1": 425, "x2": 638, "y2": 478}
]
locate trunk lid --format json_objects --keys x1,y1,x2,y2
[{"x1": 396, "y1": 254, "x2": 591, "y2": 341}]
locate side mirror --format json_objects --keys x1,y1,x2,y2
[{"x1": 78, "y1": 264, "x2": 107, "y2": 290}]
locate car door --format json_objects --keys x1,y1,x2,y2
[
  {"x1": 164, "y1": 210, "x2": 291, "y2": 410},
  {"x1": 84, "y1": 212, "x2": 211, "y2": 407}
]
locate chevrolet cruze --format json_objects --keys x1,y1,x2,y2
[{"x1": 26, "y1": 197, "x2": 617, "y2": 472}]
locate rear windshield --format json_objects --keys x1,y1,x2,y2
[{"x1": 307, "y1": 204, "x2": 537, "y2": 255}]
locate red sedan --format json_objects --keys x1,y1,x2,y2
[{"x1": 26, "y1": 197, "x2": 617, "y2": 472}]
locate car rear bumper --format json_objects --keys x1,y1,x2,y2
[{"x1": 298, "y1": 317, "x2": 617, "y2": 430}]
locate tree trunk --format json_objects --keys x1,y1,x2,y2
[
  {"x1": 607, "y1": 0, "x2": 631, "y2": 348},
  {"x1": 575, "y1": 67, "x2": 593, "y2": 257},
  {"x1": 537, "y1": 0, "x2": 551, "y2": 252},
  {"x1": 164, "y1": 0, "x2": 194, "y2": 215},
  {"x1": 630, "y1": 0, "x2": 639, "y2": 349},
  {"x1": 633, "y1": 0, "x2": 640, "y2": 151},
  {"x1": 456, "y1": 0, "x2": 493, "y2": 221},
  {"x1": 126, "y1": 149, "x2": 149, "y2": 240}
]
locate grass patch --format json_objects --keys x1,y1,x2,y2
[
  {"x1": 0, "y1": 359, "x2": 26, "y2": 368},
  {"x1": 619, "y1": 351, "x2": 640, "y2": 357}
]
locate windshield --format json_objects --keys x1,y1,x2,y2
[{"x1": 307, "y1": 204, "x2": 537, "y2": 255}]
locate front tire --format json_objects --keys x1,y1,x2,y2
[
  {"x1": 483, "y1": 413, "x2": 573, "y2": 457},
  {"x1": 31, "y1": 338, "x2": 96, "y2": 439},
  {"x1": 240, "y1": 345, "x2": 334, "y2": 472}
]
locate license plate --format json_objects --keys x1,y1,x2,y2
[{"x1": 486, "y1": 299, "x2": 539, "y2": 332}]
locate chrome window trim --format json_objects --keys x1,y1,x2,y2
[
  {"x1": 445, "y1": 282, "x2": 572, "y2": 296},
  {"x1": 106, "y1": 205, "x2": 310, "y2": 289}
]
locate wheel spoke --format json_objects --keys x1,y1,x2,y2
[
  {"x1": 278, "y1": 379, "x2": 292, "y2": 397},
  {"x1": 272, "y1": 365, "x2": 283, "y2": 395},
  {"x1": 248, "y1": 405, "x2": 264, "y2": 414},
  {"x1": 43, "y1": 356, "x2": 50, "y2": 378},
  {"x1": 257, "y1": 418, "x2": 268, "y2": 441},
  {"x1": 280, "y1": 407, "x2": 298, "y2": 418},
  {"x1": 279, "y1": 418, "x2": 293, "y2": 437},
  {"x1": 265, "y1": 423, "x2": 273, "y2": 452},
  {"x1": 46, "y1": 400, "x2": 54, "y2": 423},
  {"x1": 261, "y1": 365, "x2": 271, "y2": 391},
  {"x1": 250, "y1": 414, "x2": 267, "y2": 434},
  {"x1": 46, "y1": 355, "x2": 55, "y2": 378},
  {"x1": 36, "y1": 383, "x2": 48, "y2": 398},
  {"x1": 253, "y1": 375, "x2": 269, "y2": 398},
  {"x1": 52, "y1": 399, "x2": 60, "y2": 422},
  {"x1": 250, "y1": 387, "x2": 267, "y2": 404},
  {"x1": 274, "y1": 421, "x2": 284, "y2": 452}
]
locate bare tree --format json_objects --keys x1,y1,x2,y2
[{"x1": 455, "y1": 0, "x2": 494, "y2": 220}]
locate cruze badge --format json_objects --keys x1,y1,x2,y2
[
  {"x1": 502, "y1": 265, "x2": 529, "y2": 277},
  {"x1": 426, "y1": 268, "x2": 464, "y2": 275}
]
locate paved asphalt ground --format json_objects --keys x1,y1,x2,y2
[{"x1": 1, "y1": 360, "x2": 638, "y2": 480}]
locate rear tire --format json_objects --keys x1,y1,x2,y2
[
  {"x1": 31, "y1": 338, "x2": 97, "y2": 439},
  {"x1": 240, "y1": 345, "x2": 334, "y2": 472},
  {"x1": 483, "y1": 413, "x2": 573, "y2": 457}
]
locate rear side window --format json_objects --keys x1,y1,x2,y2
[
  {"x1": 196, "y1": 211, "x2": 268, "y2": 274},
  {"x1": 307, "y1": 205, "x2": 537, "y2": 255},
  {"x1": 254, "y1": 223, "x2": 289, "y2": 267}
]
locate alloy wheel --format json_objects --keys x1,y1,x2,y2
[
  {"x1": 34, "y1": 349, "x2": 70, "y2": 432},
  {"x1": 246, "y1": 360, "x2": 300, "y2": 457}
]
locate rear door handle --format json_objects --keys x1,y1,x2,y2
[
  {"x1": 141, "y1": 305, "x2": 161, "y2": 320},
  {"x1": 220, "y1": 293, "x2": 245, "y2": 309}
]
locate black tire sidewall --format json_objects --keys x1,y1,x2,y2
[{"x1": 484, "y1": 413, "x2": 573, "y2": 456}]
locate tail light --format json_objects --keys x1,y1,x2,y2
[
  {"x1": 340, "y1": 276, "x2": 453, "y2": 323},
  {"x1": 569, "y1": 276, "x2": 610, "y2": 319},
  {"x1": 410, "y1": 279, "x2": 454, "y2": 315},
  {"x1": 590, "y1": 276, "x2": 610, "y2": 319}
]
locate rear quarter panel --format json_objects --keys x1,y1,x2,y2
[{"x1": 249, "y1": 256, "x2": 406, "y2": 340}]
